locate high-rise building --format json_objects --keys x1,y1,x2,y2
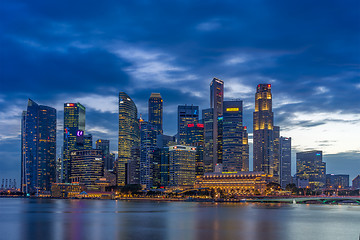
[
  {"x1": 127, "y1": 146, "x2": 140, "y2": 184},
  {"x1": 156, "y1": 134, "x2": 176, "y2": 187},
  {"x1": 169, "y1": 145, "x2": 197, "y2": 188},
  {"x1": 63, "y1": 102, "x2": 85, "y2": 183},
  {"x1": 326, "y1": 174, "x2": 349, "y2": 189},
  {"x1": 202, "y1": 108, "x2": 217, "y2": 173},
  {"x1": 21, "y1": 99, "x2": 56, "y2": 194},
  {"x1": 177, "y1": 105, "x2": 199, "y2": 144},
  {"x1": 118, "y1": 92, "x2": 140, "y2": 186},
  {"x1": 280, "y1": 137, "x2": 291, "y2": 189},
  {"x1": 352, "y1": 175, "x2": 360, "y2": 189},
  {"x1": 70, "y1": 149, "x2": 103, "y2": 190},
  {"x1": 221, "y1": 100, "x2": 249, "y2": 172},
  {"x1": 96, "y1": 139, "x2": 115, "y2": 170},
  {"x1": 202, "y1": 108, "x2": 214, "y2": 173},
  {"x1": 296, "y1": 150, "x2": 326, "y2": 190},
  {"x1": 185, "y1": 123, "x2": 205, "y2": 176},
  {"x1": 210, "y1": 78, "x2": 224, "y2": 167},
  {"x1": 273, "y1": 126, "x2": 280, "y2": 183},
  {"x1": 148, "y1": 93, "x2": 163, "y2": 135},
  {"x1": 139, "y1": 120, "x2": 157, "y2": 188},
  {"x1": 253, "y1": 84, "x2": 274, "y2": 175}
]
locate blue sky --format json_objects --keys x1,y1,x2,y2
[{"x1": 1, "y1": 0, "x2": 359, "y2": 183}]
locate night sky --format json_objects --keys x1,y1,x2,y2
[{"x1": 1, "y1": 0, "x2": 359, "y2": 183}]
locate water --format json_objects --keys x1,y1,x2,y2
[{"x1": 0, "y1": 198, "x2": 359, "y2": 240}]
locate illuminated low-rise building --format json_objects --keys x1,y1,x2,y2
[
  {"x1": 195, "y1": 172, "x2": 271, "y2": 195},
  {"x1": 51, "y1": 183, "x2": 86, "y2": 198},
  {"x1": 326, "y1": 174, "x2": 349, "y2": 189}
]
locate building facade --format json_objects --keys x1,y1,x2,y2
[
  {"x1": 169, "y1": 145, "x2": 197, "y2": 188},
  {"x1": 70, "y1": 149, "x2": 103, "y2": 190},
  {"x1": 139, "y1": 121, "x2": 157, "y2": 188},
  {"x1": 177, "y1": 105, "x2": 199, "y2": 144},
  {"x1": 279, "y1": 137, "x2": 292, "y2": 189},
  {"x1": 296, "y1": 150, "x2": 326, "y2": 190},
  {"x1": 96, "y1": 139, "x2": 115, "y2": 170},
  {"x1": 185, "y1": 123, "x2": 205, "y2": 176},
  {"x1": 221, "y1": 100, "x2": 249, "y2": 172},
  {"x1": 148, "y1": 93, "x2": 163, "y2": 135},
  {"x1": 118, "y1": 92, "x2": 140, "y2": 186},
  {"x1": 63, "y1": 102, "x2": 86, "y2": 183},
  {"x1": 253, "y1": 84, "x2": 274, "y2": 175},
  {"x1": 326, "y1": 174, "x2": 349, "y2": 189},
  {"x1": 352, "y1": 175, "x2": 360, "y2": 189},
  {"x1": 210, "y1": 78, "x2": 224, "y2": 169},
  {"x1": 202, "y1": 108, "x2": 214, "y2": 173},
  {"x1": 21, "y1": 99, "x2": 56, "y2": 194}
]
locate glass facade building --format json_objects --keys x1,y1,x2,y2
[
  {"x1": 21, "y1": 99, "x2": 56, "y2": 194},
  {"x1": 177, "y1": 105, "x2": 199, "y2": 144},
  {"x1": 221, "y1": 100, "x2": 249, "y2": 172},
  {"x1": 148, "y1": 93, "x2": 163, "y2": 135},
  {"x1": 280, "y1": 137, "x2": 291, "y2": 188},
  {"x1": 202, "y1": 108, "x2": 214, "y2": 173},
  {"x1": 118, "y1": 92, "x2": 140, "y2": 186},
  {"x1": 296, "y1": 150, "x2": 326, "y2": 190},
  {"x1": 63, "y1": 102, "x2": 85, "y2": 183},
  {"x1": 185, "y1": 123, "x2": 205, "y2": 176}
]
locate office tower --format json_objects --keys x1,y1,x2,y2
[
  {"x1": 221, "y1": 100, "x2": 249, "y2": 172},
  {"x1": 253, "y1": 84, "x2": 274, "y2": 175},
  {"x1": 202, "y1": 108, "x2": 214, "y2": 172},
  {"x1": 127, "y1": 146, "x2": 140, "y2": 184},
  {"x1": 160, "y1": 147, "x2": 171, "y2": 187},
  {"x1": 157, "y1": 134, "x2": 176, "y2": 148},
  {"x1": 96, "y1": 139, "x2": 115, "y2": 170},
  {"x1": 84, "y1": 134, "x2": 93, "y2": 149},
  {"x1": 70, "y1": 149, "x2": 103, "y2": 190},
  {"x1": 63, "y1": 102, "x2": 85, "y2": 183},
  {"x1": 210, "y1": 78, "x2": 224, "y2": 167},
  {"x1": 169, "y1": 145, "x2": 197, "y2": 187},
  {"x1": 326, "y1": 174, "x2": 349, "y2": 189},
  {"x1": 118, "y1": 92, "x2": 140, "y2": 186},
  {"x1": 280, "y1": 137, "x2": 292, "y2": 189},
  {"x1": 139, "y1": 120, "x2": 157, "y2": 188},
  {"x1": 352, "y1": 175, "x2": 360, "y2": 189},
  {"x1": 185, "y1": 123, "x2": 205, "y2": 176},
  {"x1": 296, "y1": 150, "x2": 326, "y2": 190},
  {"x1": 273, "y1": 126, "x2": 280, "y2": 183},
  {"x1": 21, "y1": 99, "x2": 56, "y2": 194},
  {"x1": 177, "y1": 105, "x2": 199, "y2": 144},
  {"x1": 148, "y1": 93, "x2": 163, "y2": 135}
]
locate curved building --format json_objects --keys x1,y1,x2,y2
[{"x1": 117, "y1": 92, "x2": 140, "y2": 185}]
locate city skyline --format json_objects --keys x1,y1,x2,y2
[{"x1": 1, "y1": 1, "x2": 359, "y2": 183}]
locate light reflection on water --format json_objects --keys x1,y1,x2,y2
[{"x1": 0, "y1": 198, "x2": 359, "y2": 240}]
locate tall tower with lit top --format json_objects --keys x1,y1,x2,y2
[{"x1": 253, "y1": 84, "x2": 274, "y2": 175}]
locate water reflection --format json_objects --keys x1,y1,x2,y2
[{"x1": 0, "y1": 199, "x2": 358, "y2": 240}]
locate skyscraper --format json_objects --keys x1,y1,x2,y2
[
  {"x1": 139, "y1": 120, "x2": 157, "y2": 188},
  {"x1": 96, "y1": 139, "x2": 115, "y2": 170},
  {"x1": 21, "y1": 99, "x2": 56, "y2": 194},
  {"x1": 177, "y1": 105, "x2": 199, "y2": 144},
  {"x1": 185, "y1": 123, "x2": 205, "y2": 176},
  {"x1": 118, "y1": 92, "x2": 140, "y2": 186},
  {"x1": 296, "y1": 150, "x2": 326, "y2": 190},
  {"x1": 63, "y1": 102, "x2": 85, "y2": 183},
  {"x1": 221, "y1": 100, "x2": 249, "y2": 172},
  {"x1": 169, "y1": 145, "x2": 197, "y2": 187},
  {"x1": 148, "y1": 93, "x2": 163, "y2": 135},
  {"x1": 202, "y1": 108, "x2": 214, "y2": 173},
  {"x1": 280, "y1": 137, "x2": 291, "y2": 189},
  {"x1": 253, "y1": 84, "x2": 274, "y2": 175},
  {"x1": 210, "y1": 78, "x2": 224, "y2": 167},
  {"x1": 273, "y1": 126, "x2": 280, "y2": 183}
]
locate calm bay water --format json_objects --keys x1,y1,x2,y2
[{"x1": 0, "y1": 198, "x2": 359, "y2": 240}]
